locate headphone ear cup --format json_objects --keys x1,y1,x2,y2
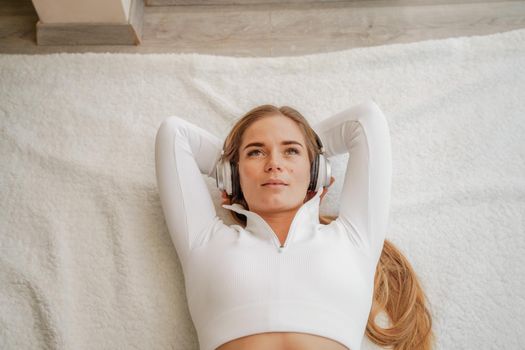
[
  {"x1": 216, "y1": 158, "x2": 233, "y2": 196},
  {"x1": 215, "y1": 159, "x2": 223, "y2": 191},
  {"x1": 309, "y1": 153, "x2": 319, "y2": 192},
  {"x1": 231, "y1": 162, "x2": 238, "y2": 198},
  {"x1": 225, "y1": 161, "x2": 233, "y2": 196},
  {"x1": 316, "y1": 154, "x2": 332, "y2": 191},
  {"x1": 310, "y1": 130, "x2": 332, "y2": 194}
]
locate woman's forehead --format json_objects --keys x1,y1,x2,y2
[{"x1": 242, "y1": 115, "x2": 304, "y2": 143}]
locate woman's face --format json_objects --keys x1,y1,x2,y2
[{"x1": 237, "y1": 114, "x2": 311, "y2": 214}]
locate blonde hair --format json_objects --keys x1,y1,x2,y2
[{"x1": 220, "y1": 104, "x2": 436, "y2": 349}]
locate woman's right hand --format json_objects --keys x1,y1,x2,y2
[{"x1": 220, "y1": 190, "x2": 230, "y2": 205}]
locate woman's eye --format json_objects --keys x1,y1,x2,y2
[
  {"x1": 247, "y1": 148, "x2": 300, "y2": 157},
  {"x1": 286, "y1": 147, "x2": 300, "y2": 155}
]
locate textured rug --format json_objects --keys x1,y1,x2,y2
[{"x1": 1, "y1": 28, "x2": 524, "y2": 349}]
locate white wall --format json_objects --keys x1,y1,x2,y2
[{"x1": 32, "y1": 0, "x2": 132, "y2": 24}]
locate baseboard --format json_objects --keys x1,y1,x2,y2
[
  {"x1": 144, "y1": 0, "x2": 507, "y2": 5},
  {"x1": 36, "y1": 0, "x2": 144, "y2": 46},
  {"x1": 145, "y1": 0, "x2": 345, "y2": 5}
]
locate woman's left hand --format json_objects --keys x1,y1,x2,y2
[{"x1": 306, "y1": 176, "x2": 335, "y2": 203}]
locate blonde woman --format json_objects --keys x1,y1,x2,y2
[{"x1": 155, "y1": 100, "x2": 434, "y2": 350}]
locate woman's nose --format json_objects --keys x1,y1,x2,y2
[{"x1": 265, "y1": 153, "x2": 283, "y2": 172}]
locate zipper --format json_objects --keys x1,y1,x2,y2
[
  {"x1": 225, "y1": 197, "x2": 311, "y2": 253},
  {"x1": 275, "y1": 232, "x2": 287, "y2": 253},
  {"x1": 263, "y1": 221, "x2": 290, "y2": 253},
  {"x1": 277, "y1": 237, "x2": 288, "y2": 253},
  {"x1": 271, "y1": 205, "x2": 305, "y2": 253}
]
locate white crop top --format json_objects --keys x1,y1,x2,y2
[{"x1": 154, "y1": 100, "x2": 392, "y2": 350}]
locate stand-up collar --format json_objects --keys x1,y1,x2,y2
[{"x1": 221, "y1": 187, "x2": 323, "y2": 250}]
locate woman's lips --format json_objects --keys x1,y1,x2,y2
[{"x1": 262, "y1": 184, "x2": 287, "y2": 188}]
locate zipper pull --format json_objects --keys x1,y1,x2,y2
[{"x1": 278, "y1": 244, "x2": 286, "y2": 253}]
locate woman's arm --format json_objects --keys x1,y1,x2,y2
[
  {"x1": 312, "y1": 100, "x2": 392, "y2": 264},
  {"x1": 155, "y1": 116, "x2": 223, "y2": 266}
]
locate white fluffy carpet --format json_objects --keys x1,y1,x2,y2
[{"x1": 1, "y1": 28, "x2": 524, "y2": 350}]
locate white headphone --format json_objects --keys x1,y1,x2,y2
[{"x1": 215, "y1": 132, "x2": 331, "y2": 198}]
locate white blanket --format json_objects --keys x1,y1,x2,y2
[{"x1": 1, "y1": 29, "x2": 524, "y2": 349}]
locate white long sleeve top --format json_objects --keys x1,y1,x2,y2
[{"x1": 154, "y1": 100, "x2": 392, "y2": 350}]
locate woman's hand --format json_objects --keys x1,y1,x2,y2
[
  {"x1": 320, "y1": 176, "x2": 335, "y2": 201},
  {"x1": 321, "y1": 176, "x2": 335, "y2": 202},
  {"x1": 306, "y1": 176, "x2": 335, "y2": 203},
  {"x1": 220, "y1": 190, "x2": 230, "y2": 206}
]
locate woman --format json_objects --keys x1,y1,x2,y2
[{"x1": 155, "y1": 100, "x2": 435, "y2": 350}]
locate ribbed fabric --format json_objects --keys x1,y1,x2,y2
[{"x1": 154, "y1": 100, "x2": 392, "y2": 350}]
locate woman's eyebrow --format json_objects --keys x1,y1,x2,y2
[{"x1": 243, "y1": 141, "x2": 304, "y2": 150}]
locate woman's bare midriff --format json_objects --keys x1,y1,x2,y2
[{"x1": 215, "y1": 332, "x2": 350, "y2": 350}]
